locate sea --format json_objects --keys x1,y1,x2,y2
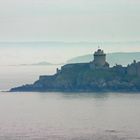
[{"x1": 0, "y1": 65, "x2": 140, "y2": 140}]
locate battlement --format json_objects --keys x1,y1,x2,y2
[{"x1": 94, "y1": 49, "x2": 106, "y2": 56}]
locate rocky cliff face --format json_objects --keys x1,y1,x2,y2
[{"x1": 10, "y1": 61, "x2": 140, "y2": 92}]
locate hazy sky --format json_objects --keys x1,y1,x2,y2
[
  {"x1": 0, "y1": 42, "x2": 140, "y2": 65},
  {"x1": 0, "y1": 0, "x2": 140, "y2": 65},
  {"x1": 0, "y1": 0, "x2": 140, "y2": 42}
]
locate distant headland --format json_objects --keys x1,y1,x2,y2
[{"x1": 10, "y1": 48, "x2": 140, "y2": 92}]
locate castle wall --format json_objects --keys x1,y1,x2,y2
[
  {"x1": 39, "y1": 75, "x2": 55, "y2": 81},
  {"x1": 136, "y1": 63, "x2": 140, "y2": 77},
  {"x1": 127, "y1": 62, "x2": 140, "y2": 77},
  {"x1": 127, "y1": 65, "x2": 137, "y2": 76}
]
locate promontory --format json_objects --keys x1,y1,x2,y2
[{"x1": 10, "y1": 49, "x2": 140, "y2": 92}]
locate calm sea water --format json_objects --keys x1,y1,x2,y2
[{"x1": 0, "y1": 92, "x2": 140, "y2": 140}]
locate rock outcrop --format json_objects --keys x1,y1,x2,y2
[{"x1": 10, "y1": 61, "x2": 140, "y2": 92}]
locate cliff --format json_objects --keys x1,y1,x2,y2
[{"x1": 10, "y1": 61, "x2": 140, "y2": 92}]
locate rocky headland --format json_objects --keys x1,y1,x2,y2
[{"x1": 10, "y1": 49, "x2": 140, "y2": 92}]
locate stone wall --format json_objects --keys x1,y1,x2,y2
[{"x1": 127, "y1": 61, "x2": 140, "y2": 77}]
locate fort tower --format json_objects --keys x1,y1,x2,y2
[
  {"x1": 90, "y1": 48, "x2": 109, "y2": 69},
  {"x1": 94, "y1": 48, "x2": 106, "y2": 67}
]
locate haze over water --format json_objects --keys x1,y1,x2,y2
[{"x1": 0, "y1": 42, "x2": 140, "y2": 90}]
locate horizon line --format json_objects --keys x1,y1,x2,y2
[{"x1": 0, "y1": 40, "x2": 140, "y2": 44}]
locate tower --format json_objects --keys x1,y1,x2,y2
[
  {"x1": 90, "y1": 48, "x2": 109, "y2": 69},
  {"x1": 94, "y1": 48, "x2": 106, "y2": 67}
]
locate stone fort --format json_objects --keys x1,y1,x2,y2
[{"x1": 56, "y1": 48, "x2": 140, "y2": 77}]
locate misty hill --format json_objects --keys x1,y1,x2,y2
[
  {"x1": 20, "y1": 61, "x2": 64, "y2": 66},
  {"x1": 67, "y1": 52, "x2": 140, "y2": 66},
  {"x1": 30, "y1": 61, "x2": 53, "y2": 66}
]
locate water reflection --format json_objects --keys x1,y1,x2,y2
[{"x1": 36, "y1": 92, "x2": 110, "y2": 100}]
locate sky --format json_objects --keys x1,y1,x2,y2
[
  {"x1": 0, "y1": 0, "x2": 140, "y2": 42},
  {"x1": 0, "y1": 0, "x2": 140, "y2": 65}
]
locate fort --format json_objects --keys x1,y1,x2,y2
[
  {"x1": 10, "y1": 48, "x2": 140, "y2": 92},
  {"x1": 58, "y1": 48, "x2": 110, "y2": 74}
]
